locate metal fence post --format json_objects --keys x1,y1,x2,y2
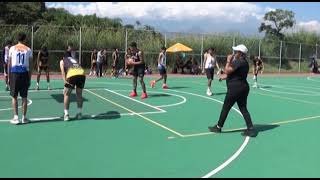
[
  {"x1": 31, "y1": 26, "x2": 34, "y2": 52},
  {"x1": 164, "y1": 33, "x2": 167, "y2": 65},
  {"x1": 200, "y1": 35, "x2": 204, "y2": 68},
  {"x1": 279, "y1": 41, "x2": 282, "y2": 73},
  {"x1": 79, "y1": 27, "x2": 82, "y2": 65},
  {"x1": 258, "y1": 39, "x2": 261, "y2": 58},
  {"x1": 316, "y1": 43, "x2": 318, "y2": 59},
  {"x1": 299, "y1": 43, "x2": 301, "y2": 73},
  {"x1": 125, "y1": 29, "x2": 128, "y2": 52},
  {"x1": 233, "y1": 36, "x2": 235, "y2": 47}
]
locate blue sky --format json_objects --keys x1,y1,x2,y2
[{"x1": 46, "y1": 2, "x2": 320, "y2": 35}]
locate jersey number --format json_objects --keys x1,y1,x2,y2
[{"x1": 17, "y1": 53, "x2": 25, "y2": 65}]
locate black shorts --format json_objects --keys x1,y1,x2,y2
[
  {"x1": 65, "y1": 75, "x2": 86, "y2": 89},
  {"x1": 206, "y1": 68, "x2": 214, "y2": 80},
  {"x1": 10, "y1": 72, "x2": 30, "y2": 98},
  {"x1": 38, "y1": 66, "x2": 48, "y2": 72},
  {"x1": 158, "y1": 65, "x2": 167, "y2": 75},
  {"x1": 132, "y1": 64, "x2": 145, "y2": 78},
  {"x1": 3, "y1": 63, "x2": 8, "y2": 75}
]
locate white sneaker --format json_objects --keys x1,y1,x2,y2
[
  {"x1": 207, "y1": 89, "x2": 213, "y2": 96},
  {"x1": 64, "y1": 114, "x2": 70, "y2": 121},
  {"x1": 10, "y1": 117, "x2": 20, "y2": 125},
  {"x1": 21, "y1": 117, "x2": 31, "y2": 124},
  {"x1": 252, "y1": 82, "x2": 258, "y2": 88}
]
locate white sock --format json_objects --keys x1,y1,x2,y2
[
  {"x1": 64, "y1": 109, "x2": 69, "y2": 115},
  {"x1": 78, "y1": 108, "x2": 82, "y2": 114},
  {"x1": 37, "y1": 82, "x2": 39, "y2": 86},
  {"x1": 22, "y1": 115, "x2": 26, "y2": 120},
  {"x1": 14, "y1": 115, "x2": 18, "y2": 120}
]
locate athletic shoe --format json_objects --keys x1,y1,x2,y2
[
  {"x1": 162, "y1": 84, "x2": 168, "y2": 89},
  {"x1": 21, "y1": 117, "x2": 31, "y2": 124},
  {"x1": 252, "y1": 82, "x2": 258, "y2": 88},
  {"x1": 208, "y1": 125, "x2": 222, "y2": 133},
  {"x1": 10, "y1": 117, "x2": 20, "y2": 125},
  {"x1": 129, "y1": 91, "x2": 137, "y2": 97},
  {"x1": 64, "y1": 114, "x2": 70, "y2": 121},
  {"x1": 141, "y1": 92, "x2": 148, "y2": 99},
  {"x1": 150, "y1": 80, "x2": 156, "y2": 88},
  {"x1": 75, "y1": 113, "x2": 82, "y2": 120},
  {"x1": 241, "y1": 128, "x2": 257, "y2": 137},
  {"x1": 207, "y1": 89, "x2": 213, "y2": 96}
]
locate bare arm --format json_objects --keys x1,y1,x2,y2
[
  {"x1": 224, "y1": 54, "x2": 235, "y2": 75},
  {"x1": 37, "y1": 51, "x2": 41, "y2": 67},
  {"x1": 132, "y1": 51, "x2": 144, "y2": 65},
  {"x1": 158, "y1": 53, "x2": 162, "y2": 65},
  {"x1": 60, "y1": 60, "x2": 67, "y2": 83},
  {"x1": 215, "y1": 55, "x2": 220, "y2": 70}
]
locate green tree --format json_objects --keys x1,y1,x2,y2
[
  {"x1": 0, "y1": 2, "x2": 45, "y2": 25},
  {"x1": 259, "y1": 9, "x2": 295, "y2": 40}
]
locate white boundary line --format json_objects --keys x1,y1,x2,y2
[
  {"x1": 165, "y1": 89, "x2": 249, "y2": 178},
  {"x1": 307, "y1": 76, "x2": 320, "y2": 82},
  {"x1": 0, "y1": 96, "x2": 32, "y2": 111},
  {"x1": 85, "y1": 89, "x2": 184, "y2": 137},
  {"x1": 0, "y1": 111, "x2": 165, "y2": 122},
  {"x1": 111, "y1": 89, "x2": 187, "y2": 108},
  {"x1": 202, "y1": 136, "x2": 250, "y2": 178},
  {"x1": 104, "y1": 89, "x2": 166, "y2": 113}
]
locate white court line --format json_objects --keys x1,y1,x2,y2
[
  {"x1": 165, "y1": 89, "x2": 249, "y2": 178},
  {"x1": 0, "y1": 97, "x2": 32, "y2": 111},
  {"x1": 202, "y1": 137, "x2": 250, "y2": 178},
  {"x1": 307, "y1": 76, "x2": 320, "y2": 83},
  {"x1": 111, "y1": 90, "x2": 187, "y2": 108},
  {"x1": 104, "y1": 89, "x2": 166, "y2": 113},
  {"x1": 85, "y1": 89, "x2": 184, "y2": 137},
  {"x1": 0, "y1": 111, "x2": 165, "y2": 122}
]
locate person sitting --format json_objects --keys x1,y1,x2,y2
[
  {"x1": 172, "y1": 55, "x2": 184, "y2": 73},
  {"x1": 191, "y1": 57, "x2": 201, "y2": 75},
  {"x1": 309, "y1": 55, "x2": 319, "y2": 74}
]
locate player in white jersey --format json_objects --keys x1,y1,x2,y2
[
  {"x1": 7, "y1": 33, "x2": 33, "y2": 125},
  {"x1": 2, "y1": 40, "x2": 12, "y2": 91},
  {"x1": 150, "y1": 47, "x2": 168, "y2": 89},
  {"x1": 203, "y1": 47, "x2": 220, "y2": 96}
]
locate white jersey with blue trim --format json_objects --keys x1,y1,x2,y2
[{"x1": 9, "y1": 43, "x2": 33, "y2": 73}]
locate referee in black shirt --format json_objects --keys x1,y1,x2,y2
[{"x1": 209, "y1": 44, "x2": 256, "y2": 137}]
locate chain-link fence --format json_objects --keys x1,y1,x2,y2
[{"x1": 0, "y1": 25, "x2": 319, "y2": 74}]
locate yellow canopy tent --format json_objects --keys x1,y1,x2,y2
[{"x1": 166, "y1": 43, "x2": 193, "y2": 53}]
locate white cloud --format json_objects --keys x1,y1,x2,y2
[
  {"x1": 296, "y1": 20, "x2": 320, "y2": 33},
  {"x1": 47, "y1": 2, "x2": 262, "y2": 23}
]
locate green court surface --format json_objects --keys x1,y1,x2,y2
[{"x1": 0, "y1": 74, "x2": 320, "y2": 178}]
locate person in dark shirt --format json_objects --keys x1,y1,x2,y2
[
  {"x1": 251, "y1": 55, "x2": 263, "y2": 88},
  {"x1": 209, "y1": 44, "x2": 256, "y2": 137}
]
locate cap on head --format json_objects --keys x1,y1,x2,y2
[{"x1": 232, "y1": 44, "x2": 248, "y2": 54}]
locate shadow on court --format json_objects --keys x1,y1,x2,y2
[
  {"x1": 222, "y1": 124, "x2": 279, "y2": 137},
  {"x1": 148, "y1": 94, "x2": 171, "y2": 98},
  {"x1": 168, "y1": 86, "x2": 189, "y2": 89},
  {"x1": 214, "y1": 92, "x2": 227, "y2": 96},
  {"x1": 27, "y1": 111, "x2": 121, "y2": 124},
  {"x1": 258, "y1": 85, "x2": 272, "y2": 89},
  {"x1": 51, "y1": 94, "x2": 89, "y2": 103}
]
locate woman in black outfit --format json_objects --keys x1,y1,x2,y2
[{"x1": 208, "y1": 44, "x2": 256, "y2": 137}]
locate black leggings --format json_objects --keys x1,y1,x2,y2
[{"x1": 218, "y1": 82, "x2": 253, "y2": 129}]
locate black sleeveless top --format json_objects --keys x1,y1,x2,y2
[
  {"x1": 39, "y1": 51, "x2": 49, "y2": 64},
  {"x1": 131, "y1": 51, "x2": 145, "y2": 68}
]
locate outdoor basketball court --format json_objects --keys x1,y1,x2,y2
[{"x1": 0, "y1": 74, "x2": 319, "y2": 178}]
